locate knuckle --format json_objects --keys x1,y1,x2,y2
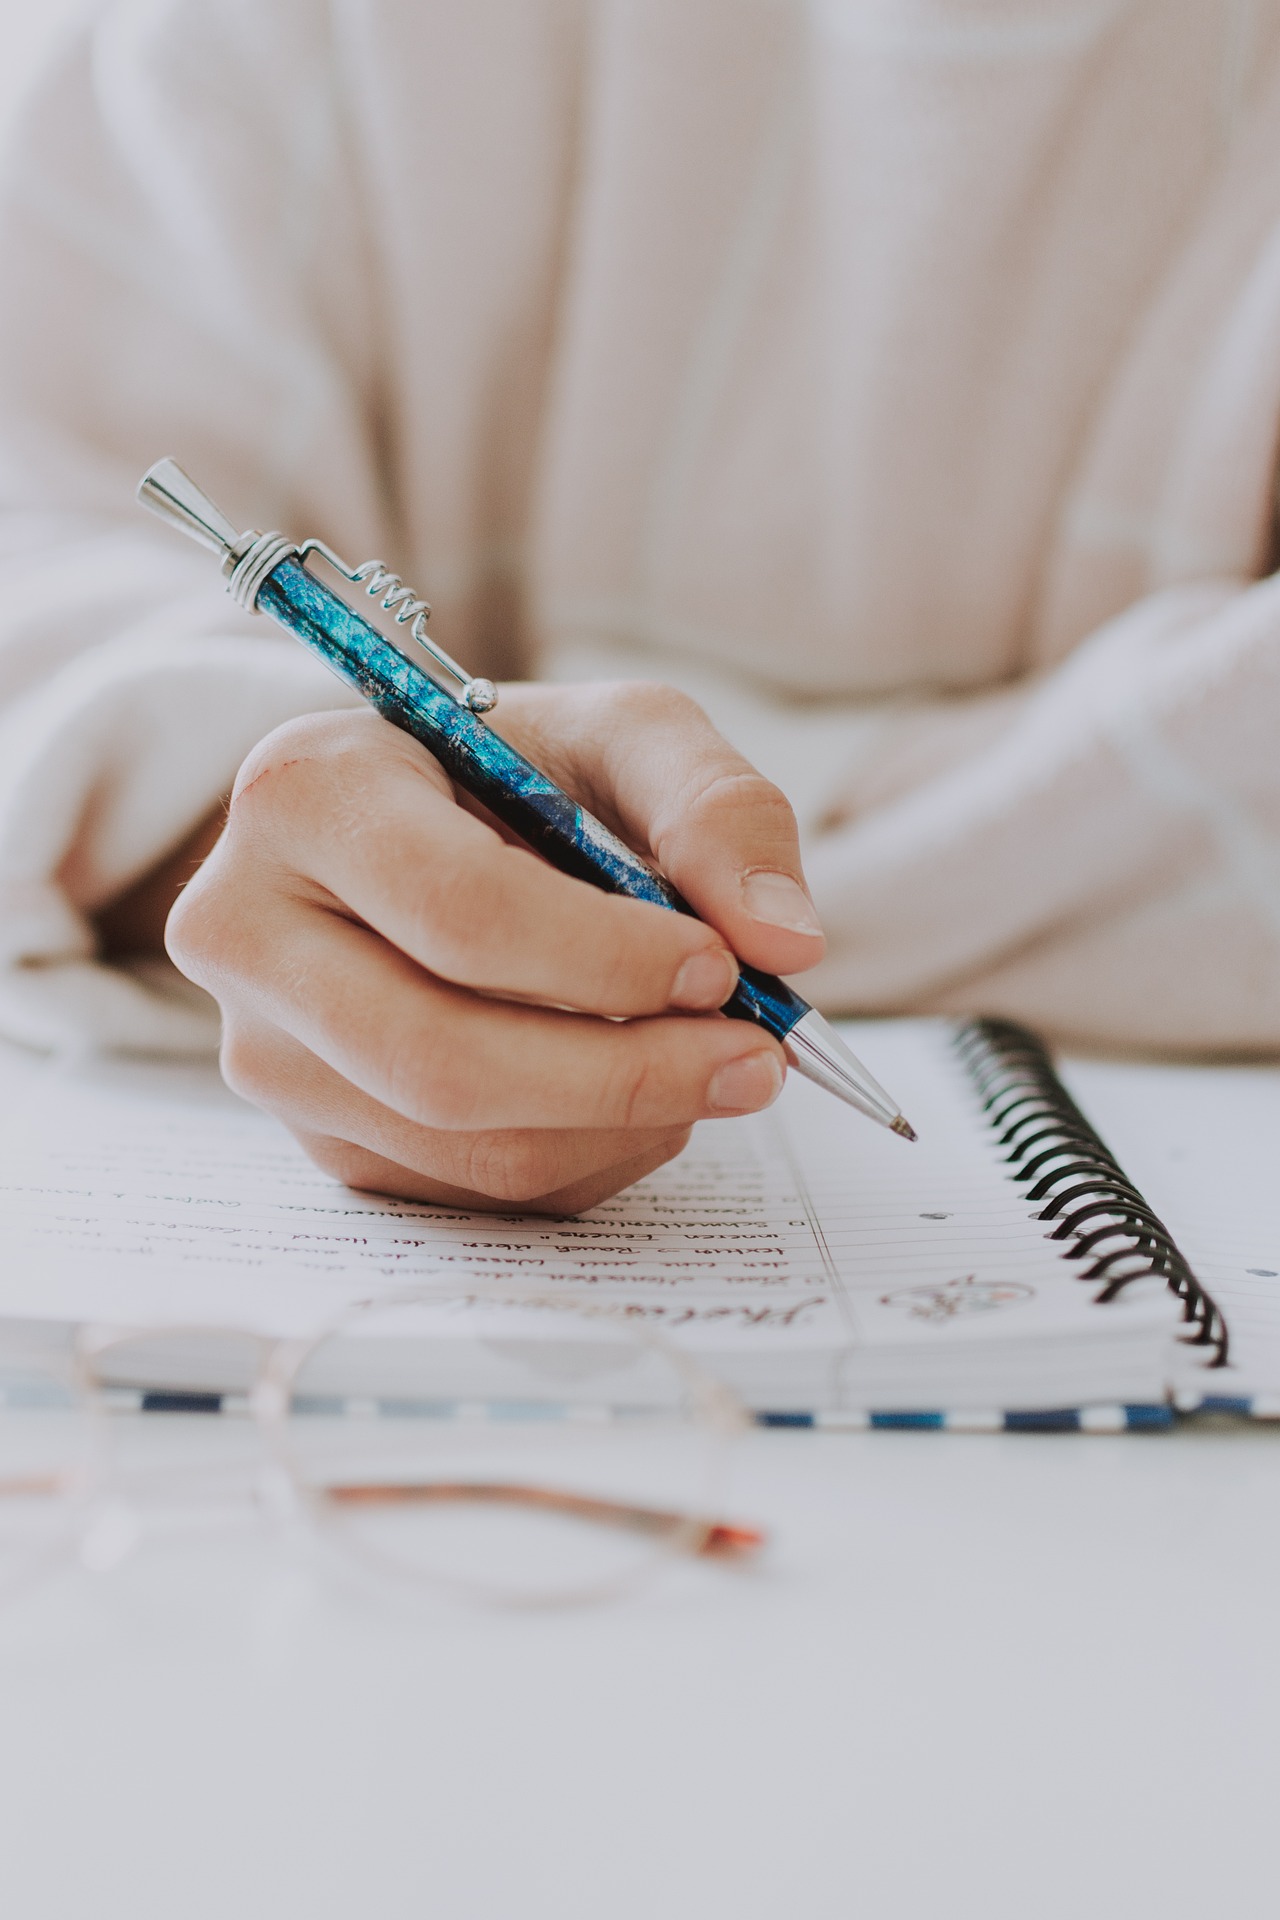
[
  {"x1": 164, "y1": 845, "x2": 278, "y2": 1000},
  {"x1": 582, "y1": 909, "x2": 664, "y2": 1013},
  {"x1": 654, "y1": 767, "x2": 797, "y2": 875},
  {"x1": 404, "y1": 857, "x2": 499, "y2": 980},
  {"x1": 164, "y1": 859, "x2": 231, "y2": 981},
  {"x1": 228, "y1": 709, "x2": 405, "y2": 819},
  {"x1": 599, "y1": 679, "x2": 704, "y2": 729},
  {"x1": 599, "y1": 945, "x2": 650, "y2": 1015},
  {"x1": 299, "y1": 1132, "x2": 380, "y2": 1190},
  {"x1": 218, "y1": 1022, "x2": 268, "y2": 1102},
  {"x1": 383, "y1": 1034, "x2": 476, "y2": 1131},
  {"x1": 529, "y1": 1127, "x2": 693, "y2": 1215},
  {"x1": 228, "y1": 715, "x2": 323, "y2": 809},
  {"x1": 461, "y1": 1133, "x2": 558, "y2": 1205},
  {"x1": 608, "y1": 1044, "x2": 665, "y2": 1129},
  {"x1": 685, "y1": 768, "x2": 794, "y2": 832},
  {"x1": 614, "y1": 683, "x2": 694, "y2": 725},
  {"x1": 524, "y1": 1180, "x2": 614, "y2": 1218}
]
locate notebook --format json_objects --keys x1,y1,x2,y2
[{"x1": 0, "y1": 1017, "x2": 1276, "y2": 1426}]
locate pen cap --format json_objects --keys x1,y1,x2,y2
[{"x1": 137, "y1": 458, "x2": 242, "y2": 560}]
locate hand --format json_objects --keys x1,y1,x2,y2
[{"x1": 166, "y1": 682, "x2": 826, "y2": 1214}]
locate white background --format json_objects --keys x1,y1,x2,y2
[{"x1": 0, "y1": 0, "x2": 86, "y2": 131}]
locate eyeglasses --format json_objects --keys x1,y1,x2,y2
[{"x1": 0, "y1": 1287, "x2": 763, "y2": 1608}]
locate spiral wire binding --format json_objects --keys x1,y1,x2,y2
[{"x1": 954, "y1": 1017, "x2": 1227, "y2": 1367}]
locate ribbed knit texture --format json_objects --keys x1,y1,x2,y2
[{"x1": 1, "y1": 0, "x2": 1278, "y2": 1051}]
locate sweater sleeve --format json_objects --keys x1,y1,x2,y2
[
  {"x1": 0, "y1": 0, "x2": 391, "y2": 1052},
  {"x1": 798, "y1": 573, "x2": 1280, "y2": 1054}
]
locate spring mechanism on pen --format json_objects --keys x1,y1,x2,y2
[
  {"x1": 353, "y1": 560, "x2": 431, "y2": 630},
  {"x1": 295, "y1": 541, "x2": 498, "y2": 713}
]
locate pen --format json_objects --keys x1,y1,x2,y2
[{"x1": 137, "y1": 459, "x2": 915, "y2": 1138}]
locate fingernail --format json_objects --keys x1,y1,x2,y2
[
  {"x1": 671, "y1": 947, "x2": 738, "y2": 1010},
  {"x1": 707, "y1": 1050, "x2": 784, "y2": 1114},
  {"x1": 741, "y1": 870, "x2": 823, "y2": 935}
]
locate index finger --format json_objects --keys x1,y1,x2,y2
[
  {"x1": 501, "y1": 683, "x2": 826, "y2": 976},
  {"x1": 225, "y1": 709, "x2": 741, "y2": 1019}
]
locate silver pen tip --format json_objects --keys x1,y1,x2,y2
[
  {"x1": 782, "y1": 1008, "x2": 912, "y2": 1136},
  {"x1": 890, "y1": 1115, "x2": 918, "y2": 1143}
]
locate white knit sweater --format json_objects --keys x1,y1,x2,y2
[{"x1": 1, "y1": 0, "x2": 1279, "y2": 1055}]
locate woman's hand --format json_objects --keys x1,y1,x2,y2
[{"x1": 166, "y1": 682, "x2": 825, "y2": 1214}]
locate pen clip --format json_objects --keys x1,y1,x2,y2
[{"x1": 296, "y1": 540, "x2": 498, "y2": 715}]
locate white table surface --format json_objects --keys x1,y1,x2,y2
[
  {"x1": 1, "y1": 1412, "x2": 1277, "y2": 1920},
  {"x1": 2, "y1": 1038, "x2": 1278, "y2": 1920}
]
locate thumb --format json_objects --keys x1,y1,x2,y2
[{"x1": 520, "y1": 682, "x2": 826, "y2": 977}]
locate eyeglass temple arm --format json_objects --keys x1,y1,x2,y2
[
  {"x1": 0, "y1": 1474, "x2": 65, "y2": 1497},
  {"x1": 321, "y1": 1480, "x2": 765, "y2": 1557},
  {"x1": 0, "y1": 1474, "x2": 765, "y2": 1558}
]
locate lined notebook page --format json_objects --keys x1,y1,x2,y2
[
  {"x1": 1061, "y1": 1055, "x2": 1280, "y2": 1405},
  {"x1": 0, "y1": 1023, "x2": 1175, "y2": 1411}
]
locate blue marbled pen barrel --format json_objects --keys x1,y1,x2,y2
[{"x1": 257, "y1": 557, "x2": 808, "y2": 1041}]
